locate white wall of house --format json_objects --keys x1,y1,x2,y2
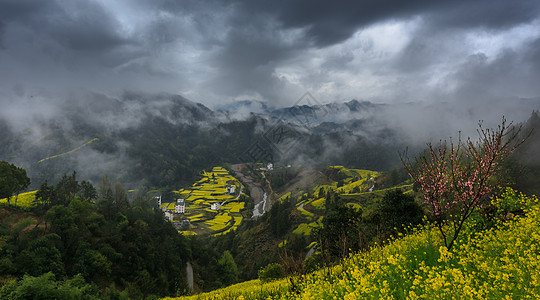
[
  {"x1": 175, "y1": 204, "x2": 185, "y2": 214},
  {"x1": 164, "y1": 210, "x2": 173, "y2": 221}
]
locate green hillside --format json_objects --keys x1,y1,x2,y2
[
  {"x1": 193, "y1": 164, "x2": 420, "y2": 287},
  {"x1": 166, "y1": 188, "x2": 540, "y2": 299}
]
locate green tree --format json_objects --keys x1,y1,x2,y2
[
  {"x1": 1, "y1": 173, "x2": 191, "y2": 297},
  {"x1": 113, "y1": 182, "x2": 129, "y2": 212},
  {"x1": 258, "y1": 263, "x2": 284, "y2": 282},
  {"x1": 378, "y1": 189, "x2": 423, "y2": 236},
  {"x1": 1, "y1": 272, "x2": 99, "y2": 299},
  {"x1": 0, "y1": 161, "x2": 30, "y2": 207},
  {"x1": 78, "y1": 180, "x2": 97, "y2": 202},
  {"x1": 217, "y1": 250, "x2": 239, "y2": 286},
  {"x1": 99, "y1": 174, "x2": 114, "y2": 200},
  {"x1": 33, "y1": 181, "x2": 55, "y2": 213},
  {"x1": 268, "y1": 199, "x2": 292, "y2": 236},
  {"x1": 314, "y1": 205, "x2": 363, "y2": 261},
  {"x1": 55, "y1": 172, "x2": 80, "y2": 206}
]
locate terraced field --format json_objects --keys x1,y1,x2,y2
[
  {"x1": 280, "y1": 166, "x2": 413, "y2": 240},
  {"x1": 160, "y1": 166, "x2": 247, "y2": 236}
]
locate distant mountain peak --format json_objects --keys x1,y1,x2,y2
[{"x1": 270, "y1": 99, "x2": 381, "y2": 127}]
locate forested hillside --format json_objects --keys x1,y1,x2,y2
[
  {"x1": 0, "y1": 93, "x2": 414, "y2": 190},
  {"x1": 0, "y1": 173, "x2": 192, "y2": 298}
]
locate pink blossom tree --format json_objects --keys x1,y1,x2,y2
[{"x1": 402, "y1": 118, "x2": 526, "y2": 250}]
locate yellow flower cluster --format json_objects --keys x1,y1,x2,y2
[
  {"x1": 492, "y1": 187, "x2": 539, "y2": 216},
  {"x1": 289, "y1": 193, "x2": 540, "y2": 299},
  {"x1": 0, "y1": 190, "x2": 37, "y2": 208},
  {"x1": 164, "y1": 278, "x2": 288, "y2": 300}
]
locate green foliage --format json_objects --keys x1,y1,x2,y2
[
  {"x1": 313, "y1": 205, "x2": 363, "y2": 261},
  {"x1": 266, "y1": 168, "x2": 300, "y2": 192},
  {"x1": 378, "y1": 167, "x2": 411, "y2": 189},
  {"x1": 1, "y1": 176, "x2": 191, "y2": 297},
  {"x1": 268, "y1": 198, "x2": 293, "y2": 237},
  {"x1": 34, "y1": 181, "x2": 55, "y2": 212},
  {"x1": 0, "y1": 161, "x2": 30, "y2": 207},
  {"x1": 79, "y1": 180, "x2": 97, "y2": 202},
  {"x1": 303, "y1": 255, "x2": 321, "y2": 274},
  {"x1": 0, "y1": 272, "x2": 100, "y2": 299},
  {"x1": 33, "y1": 172, "x2": 99, "y2": 213},
  {"x1": 217, "y1": 251, "x2": 239, "y2": 286},
  {"x1": 54, "y1": 172, "x2": 80, "y2": 206},
  {"x1": 377, "y1": 189, "x2": 424, "y2": 236},
  {"x1": 258, "y1": 263, "x2": 284, "y2": 282}
]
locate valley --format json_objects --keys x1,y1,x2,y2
[
  {"x1": 2, "y1": 1, "x2": 540, "y2": 297},
  {"x1": 158, "y1": 166, "x2": 245, "y2": 236},
  {"x1": 0, "y1": 97, "x2": 539, "y2": 298}
]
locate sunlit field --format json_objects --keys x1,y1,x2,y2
[
  {"x1": 160, "y1": 166, "x2": 246, "y2": 236},
  {"x1": 0, "y1": 190, "x2": 37, "y2": 208}
]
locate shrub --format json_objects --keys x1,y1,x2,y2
[{"x1": 258, "y1": 263, "x2": 285, "y2": 282}]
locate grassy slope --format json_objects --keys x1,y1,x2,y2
[{"x1": 169, "y1": 190, "x2": 540, "y2": 299}]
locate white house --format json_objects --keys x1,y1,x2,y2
[
  {"x1": 155, "y1": 195, "x2": 162, "y2": 206},
  {"x1": 210, "y1": 202, "x2": 220, "y2": 211},
  {"x1": 226, "y1": 185, "x2": 236, "y2": 194},
  {"x1": 267, "y1": 163, "x2": 273, "y2": 170},
  {"x1": 175, "y1": 199, "x2": 185, "y2": 214},
  {"x1": 164, "y1": 210, "x2": 174, "y2": 221}
]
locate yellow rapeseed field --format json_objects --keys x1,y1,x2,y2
[{"x1": 0, "y1": 190, "x2": 37, "y2": 208}]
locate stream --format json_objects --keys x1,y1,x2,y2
[
  {"x1": 252, "y1": 192, "x2": 267, "y2": 218},
  {"x1": 231, "y1": 164, "x2": 269, "y2": 218}
]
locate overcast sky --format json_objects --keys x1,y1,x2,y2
[{"x1": 1, "y1": 0, "x2": 540, "y2": 108}]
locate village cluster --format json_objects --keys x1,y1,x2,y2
[
  {"x1": 157, "y1": 185, "x2": 236, "y2": 221},
  {"x1": 156, "y1": 167, "x2": 245, "y2": 235}
]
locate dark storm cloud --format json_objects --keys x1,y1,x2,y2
[
  {"x1": 0, "y1": 0, "x2": 127, "y2": 53},
  {"x1": 0, "y1": 0, "x2": 539, "y2": 107},
  {"x1": 451, "y1": 40, "x2": 540, "y2": 100},
  {"x1": 426, "y1": 0, "x2": 540, "y2": 30},
  {"x1": 0, "y1": 1, "x2": 50, "y2": 21},
  {"x1": 203, "y1": 13, "x2": 306, "y2": 103},
  {"x1": 233, "y1": 0, "x2": 425, "y2": 46},
  {"x1": 197, "y1": 0, "x2": 540, "y2": 104},
  {"x1": 233, "y1": 0, "x2": 540, "y2": 47},
  {"x1": 0, "y1": 0, "x2": 539, "y2": 183},
  {"x1": 525, "y1": 36, "x2": 540, "y2": 71}
]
